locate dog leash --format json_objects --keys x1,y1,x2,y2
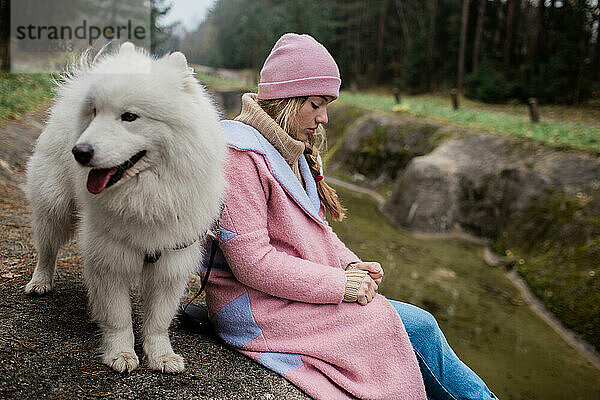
[
  {"x1": 182, "y1": 229, "x2": 219, "y2": 314},
  {"x1": 143, "y1": 229, "x2": 218, "y2": 300},
  {"x1": 175, "y1": 233, "x2": 219, "y2": 331},
  {"x1": 177, "y1": 206, "x2": 224, "y2": 330},
  {"x1": 146, "y1": 206, "x2": 224, "y2": 330}
]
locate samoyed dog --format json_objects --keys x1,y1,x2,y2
[{"x1": 24, "y1": 42, "x2": 225, "y2": 373}]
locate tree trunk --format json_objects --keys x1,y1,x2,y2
[
  {"x1": 457, "y1": 0, "x2": 470, "y2": 93},
  {"x1": 375, "y1": 0, "x2": 388, "y2": 82},
  {"x1": 594, "y1": 6, "x2": 600, "y2": 81},
  {"x1": 0, "y1": 0, "x2": 10, "y2": 72},
  {"x1": 395, "y1": 0, "x2": 410, "y2": 40},
  {"x1": 426, "y1": 0, "x2": 438, "y2": 91},
  {"x1": 472, "y1": 0, "x2": 486, "y2": 72},
  {"x1": 528, "y1": 0, "x2": 544, "y2": 72},
  {"x1": 352, "y1": 0, "x2": 368, "y2": 84},
  {"x1": 504, "y1": 0, "x2": 517, "y2": 66}
]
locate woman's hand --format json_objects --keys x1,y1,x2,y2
[
  {"x1": 357, "y1": 275, "x2": 378, "y2": 306},
  {"x1": 348, "y1": 262, "x2": 384, "y2": 285}
]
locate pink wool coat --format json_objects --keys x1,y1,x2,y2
[{"x1": 205, "y1": 120, "x2": 427, "y2": 400}]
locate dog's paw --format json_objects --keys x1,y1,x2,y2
[
  {"x1": 24, "y1": 279, "x2": 53, "y2": 295},
  {"x1": 104, "y1": 351, "x2": 139, "y2": 373},
  {"x1": 147, "y1": 352, "x2": 185, "y2": 373}
]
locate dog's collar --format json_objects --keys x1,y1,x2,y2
[
  {"x1": 144, "y1": 205, "x2": 223, "y2": 264},
  {"x1": 143, "y1": 239, "x2": 197, "y2": 264}
]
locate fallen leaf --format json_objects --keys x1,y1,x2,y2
[{"x1": 1, "y1": 272, "x2": 22, "y2": 278}]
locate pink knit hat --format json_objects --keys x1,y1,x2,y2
[{"x1": 257, "y1": 33, "x2": 341, "y2": 100}]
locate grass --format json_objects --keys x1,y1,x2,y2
[
  {"x1": 338, "y1": 91, "x2": 600, "y2": 153},
  {"x1": 329, "y1": 184, "x2": 600, "y2": 400},
  {"x1": 0, "y1": 73, "x2": 55, "y2": 124},
  {"x1": 439, "y1": 94, "x2": 600, "y2": 126},
  {"x1": 193, "y1": 69, "x2": 256, "y2": 92}
]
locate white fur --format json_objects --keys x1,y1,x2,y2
[{"x1": 24, "y1": 43, "x2": 225, "y2": 373}]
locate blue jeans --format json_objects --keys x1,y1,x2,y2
[{"x1": 389, "y1": 300, "x2": 498, "y2": 400}]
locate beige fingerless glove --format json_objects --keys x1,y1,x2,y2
[
  {"x1": 343, "y1": 269, "x2": 368, "y2": 302},
  {"x1": 346, "y1": 261, "x2": 360, "y2": 270}
]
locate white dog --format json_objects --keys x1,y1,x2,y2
[{"x1": 24, "y1": 42, "x2": 225, "y2": 373}]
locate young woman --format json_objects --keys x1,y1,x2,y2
[{"x1": 204, "y1": 33, "x2": 498, "y2": 400}]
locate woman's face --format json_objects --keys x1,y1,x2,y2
[{"x1": 293, "y1": 96, "x2": 333, "y2": 141}]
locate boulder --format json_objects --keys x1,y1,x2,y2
[
  {"x1": 329, "y1": 112, "x2": 440, "y2": 184},
  {"x1": 383, "y1": 134, "x2": 600, "y2": 238}
]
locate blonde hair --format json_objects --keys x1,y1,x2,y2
[{"x1": 257, "y1": 97, "x2": 346, "y2": 221}]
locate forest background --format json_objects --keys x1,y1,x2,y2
[
  {"x1": 169, "y1": 0, "x2": 600, "y2": 106},
  {"x1": 2, "y1": 0, "x2": 599, "y2": 106}
]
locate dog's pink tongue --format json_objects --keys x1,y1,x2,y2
[{"x1": 87, "y1": 167, "x2": 118, "y2": 194}]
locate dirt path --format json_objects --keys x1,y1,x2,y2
[
  {"x1": 327, "y1": 175, "x2": 600, "y2": 371},
  {"x1": 0, "y1": 109, "x2": 307, "y2": 399}
]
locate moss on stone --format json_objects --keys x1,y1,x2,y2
[
  {"x1": 354, "y1": 125, "x2": 411, "y2": 180},
  {"x1": 336, "y1": 116, "x2": 441, "y2": 182},
  {"x1": 326, "y1": 103, "x2": 369, "y2": 144},
  {"x1": 495, "y1": 188, "x2": 600, "y2": 350}
]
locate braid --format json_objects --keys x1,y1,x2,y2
[{"x1": 305, "y1": 130, "x2": 346, "y2": 222}]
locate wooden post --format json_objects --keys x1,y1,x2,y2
[
  {"x1": 528, "y1": 98, "x2": 539, "y2": 123},
  {"x1": 451, "y1": 89, "x2": 459, "y2": 110},
  {"x1": 393, "y1": 87, "x2": 401, "y2": 104}
]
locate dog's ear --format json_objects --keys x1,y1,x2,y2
[
  {"x1": 166, "y1": 51, "x2": 198, "y2": 93},
  {"x1": 168, "y1": 51, "x2": 188, "y2": 70},
  {"x1": 119, "y1": 42, "x2": 136, "y2": 53}
]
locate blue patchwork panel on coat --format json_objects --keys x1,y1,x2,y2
[
  {"x1": 219, "y1": 226, "x2": 237, "y2": 243},
  {"x1": 198, "y1": 244, "x2": 231, "y2": 274},
  {"x1": 257, "y1": 352, "x2": 304, "y2": 377},
  {"x1": 211, "y1": 291, "x2": 262, "y2": 348}
]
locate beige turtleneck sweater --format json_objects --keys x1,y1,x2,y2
[{"x1": 234, "y1": 93, "x2": 305, "y2": 184}]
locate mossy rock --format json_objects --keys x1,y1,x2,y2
[
  {"x1": 326, "y1": 103, "x2": 370, "y2": 145},
  {"x1": 383, "y1": 134, "x2": 547, "y2": 236},
  {"x1": 328, "y1": 111, "x2": 442, "y2": 183},
  {"x1": 495, "y1": 187, "x2": 600, "y2": 350}
]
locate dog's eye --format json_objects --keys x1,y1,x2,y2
[
  {"x1": 92, "y1": 107, "x2": 96, "y2": 116},
  {"x1": 121, "y1": 112, "x2": 139, "y2": 122}
]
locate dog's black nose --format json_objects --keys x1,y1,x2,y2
[{"x1": 72, "y1": 143, "x2": 94, "y2": 165}]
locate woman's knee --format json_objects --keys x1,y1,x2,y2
[
  {"x1": 394, "y1": 302, "x2": 441, "y2": 339},
  {"x1": 412, "y1": 307, "x2": 440, "y2": 337}
]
